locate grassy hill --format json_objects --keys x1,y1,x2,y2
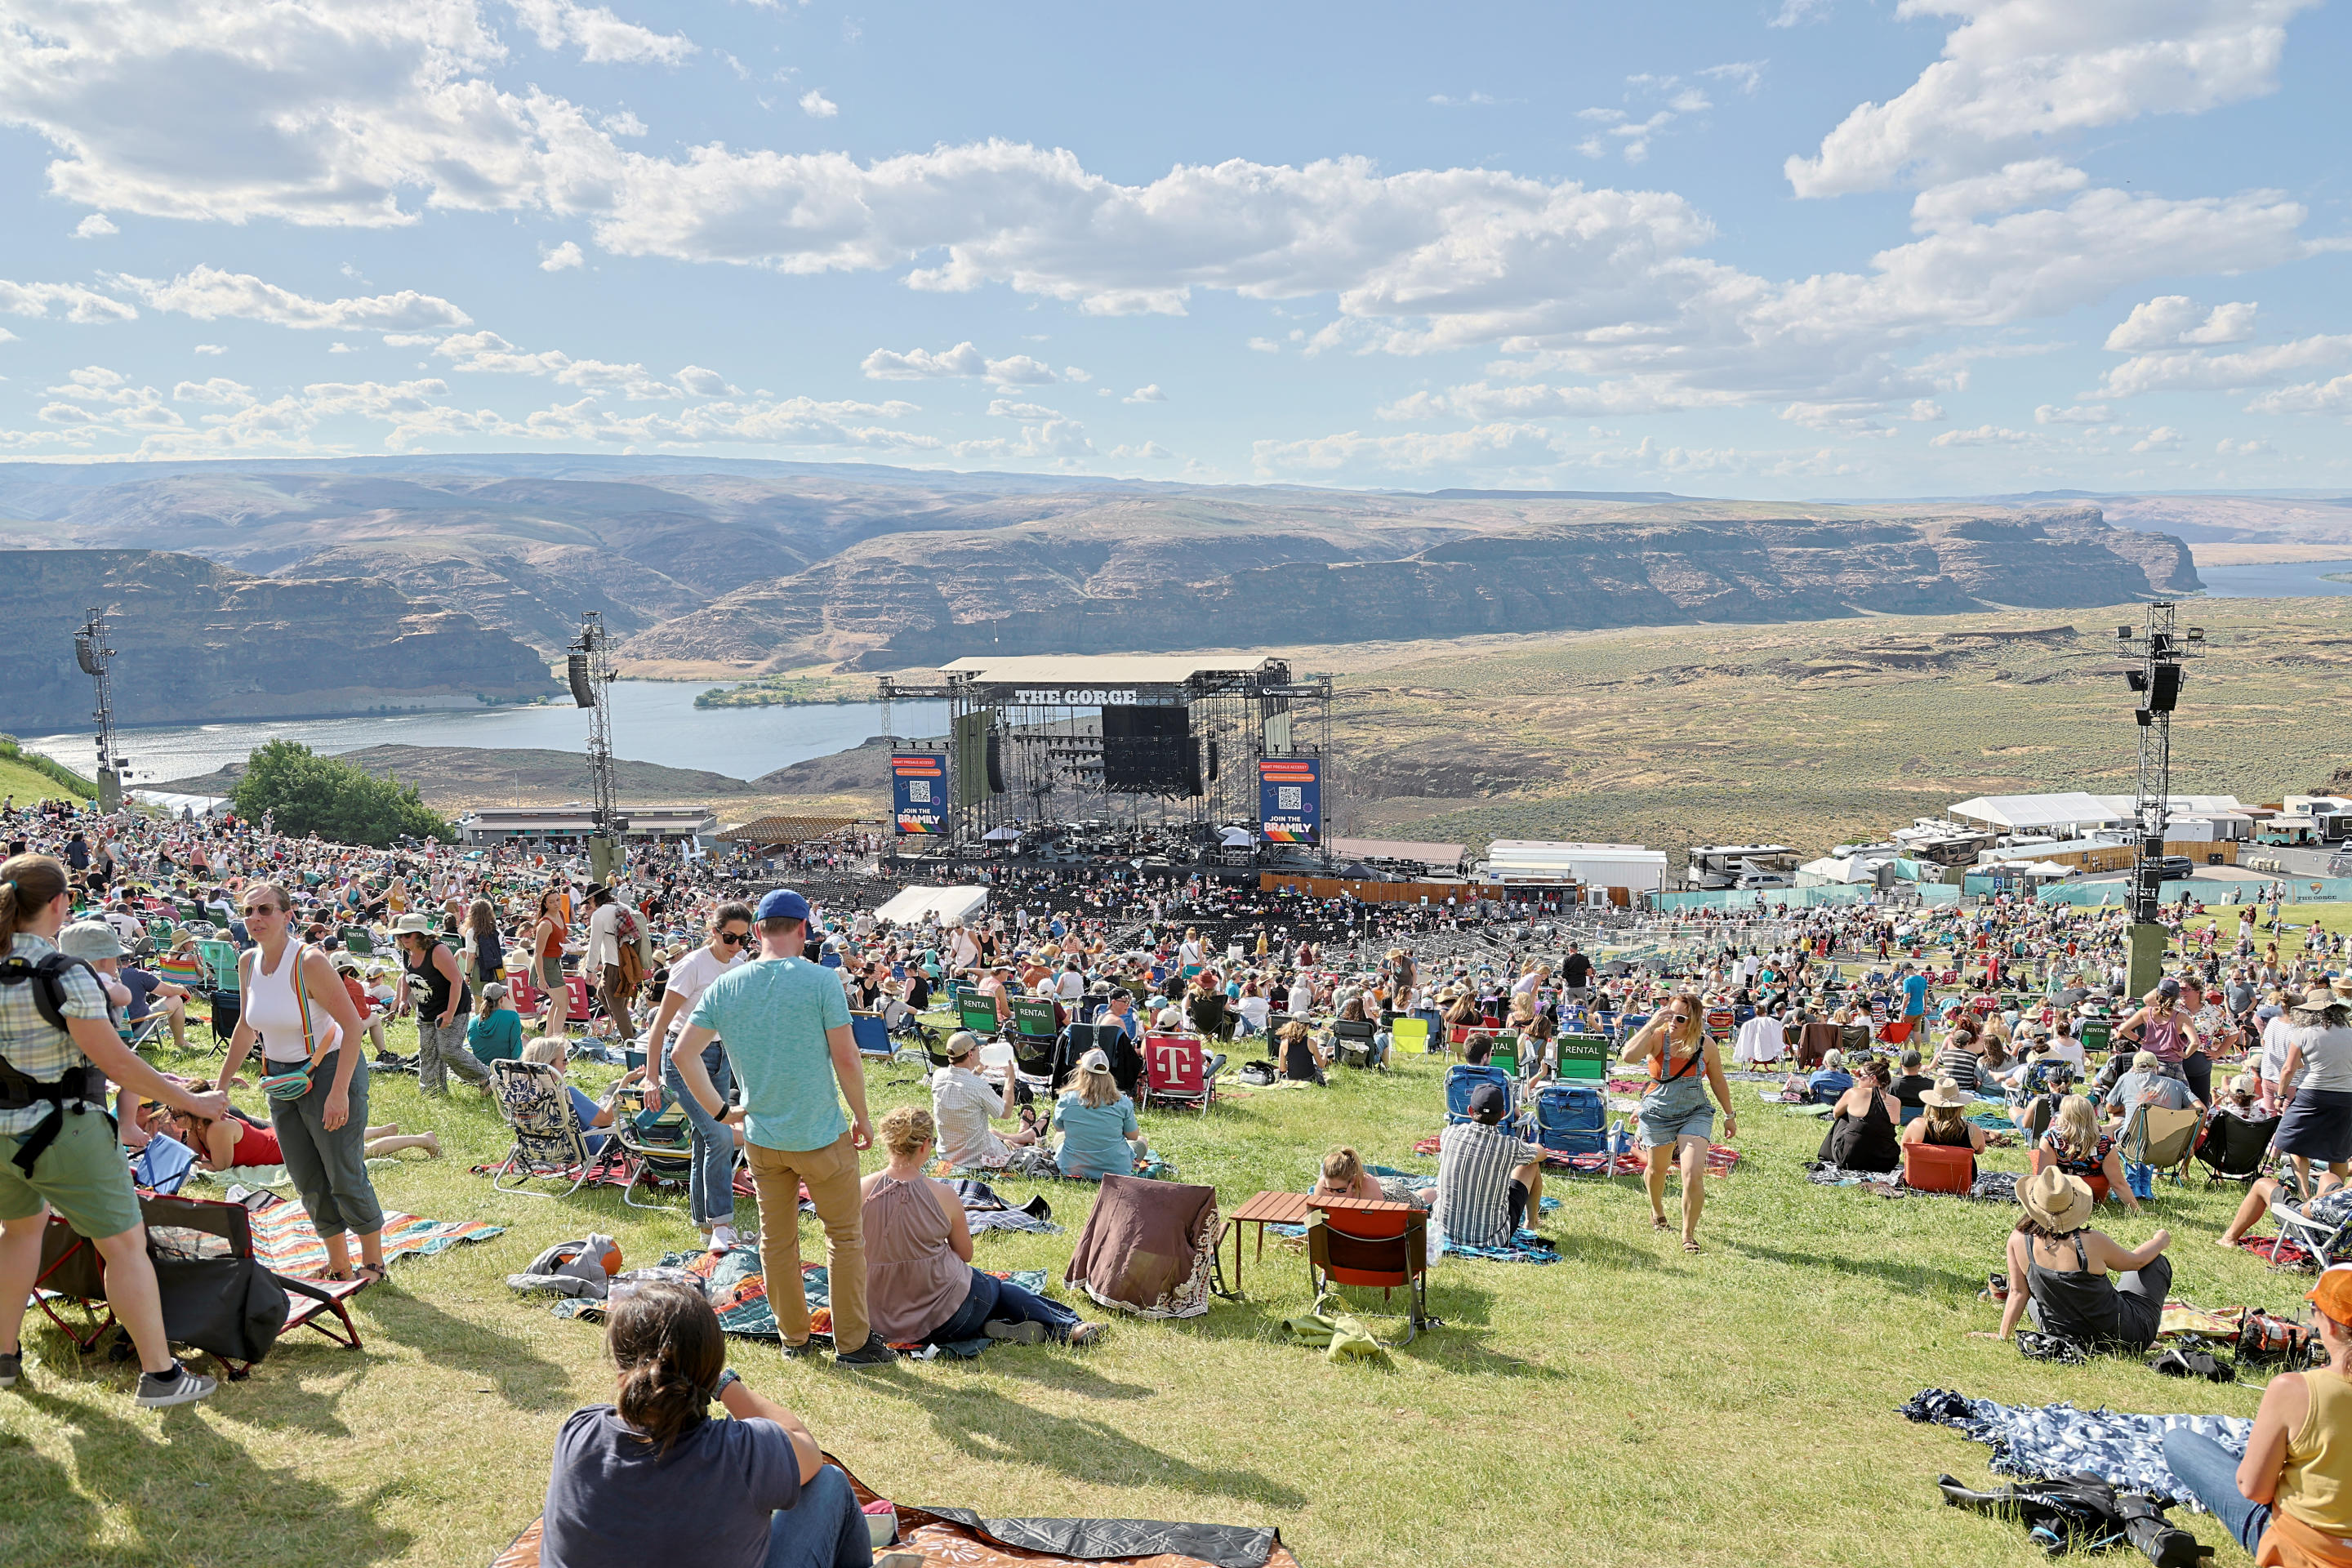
[{"x1": 0, "y1": 737, "x2": 96, "y2": 804}]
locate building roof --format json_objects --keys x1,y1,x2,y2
[
  {"x1": 1488, "y1": 840, "x2": 1666, "y2": 862},
  {"x1": 1327, "y1": 837, "x2": 1466, "y2": 866},
  {"x1": 1948, "y1": 792, "x2": 2127, "y2": 831},
  {"x1": 938, "y1": 655, "x2": 1281, "y2": 686},
  {"x1": 716, "y1": 813, "x2": 862, "y2": 844}
]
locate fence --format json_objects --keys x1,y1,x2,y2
[
  {"x1": 2035, "y1": 877, "x2": 2352, "y2": 907},
  {"x1": 1650, "y1": 885, "x2": 1880, "y2": 912}
]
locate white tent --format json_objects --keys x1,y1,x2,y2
[
  {"x1": 872, "y1": 885, "x2": 989, "y2": 928},
  {"x1": 1219, "y1": 826, "x2": 1254, "y2": 848},
  {"x1": 981, "y1": 826, "x2": 1022, "y2": 843}
]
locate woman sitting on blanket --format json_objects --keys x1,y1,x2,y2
[
  {"x1": 1052, "y1": 1049, "x2": 1149, "y2": 1179},
  {"x1": 2040, "y1": 1094, "x2": 2141, "y2": 1215},
  {"x1": 1816, "y1": 1056, "x2": 1902, "y2": 1174},
  {"x1": 862, "y1": 1107, "x2": 1102, "y2": 1349},
  {"x1": 1976, "y1": 1168, "x2": 2173, "y2": 1352},
  {"x1": 1312, "y1": 1145, "x2": 1432, "y2": 1209},
  {"x1": 537, "y1": 1281, "x2": 883, "y2": 1568}
]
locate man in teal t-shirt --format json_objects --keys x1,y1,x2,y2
[{"x1": 675, "y1": 889, "x2": 889, "y2": 1365}]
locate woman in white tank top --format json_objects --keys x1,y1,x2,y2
[{"x1": 215, "y1": 882, "x2": 384, "y2": 1283}]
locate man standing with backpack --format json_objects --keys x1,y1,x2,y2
[{"x1": 584, "y1": 883, "x2": 648, "y2": 1046}]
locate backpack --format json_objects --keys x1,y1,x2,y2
[
  {"x1": 611, "y1": 907, "x2": 645, "y2": 997},
  {"x1": 0, "y1": 951, "x2": 96, "y2": 1033}
]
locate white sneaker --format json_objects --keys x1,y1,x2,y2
[{"x1": 708, "y1": 1223, "x2": 737, "y2": 1253}]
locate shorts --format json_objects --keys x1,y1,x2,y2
[
  {"x1": 1637, "y1": 1102, "x2": 1716, "y2": 1149},
  {"x1": 0, "y1": 1105, "x2": 145, "y2": 1240},
  {"x1": 537, "y1": 956, "x2": 564, "y2": 990}
]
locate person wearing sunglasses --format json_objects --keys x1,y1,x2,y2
[
  {"x1": 645, "y1": 903, "x2": 755, "y2": 1254},
  {"x1": 1621, "y1": 991, "x2": 1739, "y2": 1254}
]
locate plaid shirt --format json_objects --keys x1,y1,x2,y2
[
  {"x1": 1434, "y1": 1118, "x2": 1542, "y2": 1250},
  {"x1": 0, "y1": 933, "x2": 111, "y2": 1138}
]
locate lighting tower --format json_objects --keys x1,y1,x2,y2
[
  {"x1": 74, "y1": 608, "x2": 123, "y2": 812},
  {"x1": 566, "y1": 612, "x2": 622, "y2": 882},
  {"x1": 2117, "y1": 602, "x2": 2205, "y2": 995}
]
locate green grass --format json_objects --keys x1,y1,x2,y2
[
  {"x1": 0, "y1": 1013, "x2": 2295, "y2": 1568},
  {"x1": 0, "y1": 737, "x2": 96, "y2": 804}
]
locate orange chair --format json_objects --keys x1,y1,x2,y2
[
  {"x1": 1878, "y1": 1018, "x2": 1915, "y2": 1045},
  {"x1": 2029, "y1": 1147, "x2": 2110, "y2": 1205},
  {"x1": 1900, "y1": 1142, "x2": 1976, "y2": 1194},
  {"x1": 1306, "y1": 1202, "x2": 1430, "y2": 1345}
]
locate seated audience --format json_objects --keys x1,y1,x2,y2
[
  {"x1": 929, "y1": 1029, "x2": 1038, "y2": 1170},
  {"x1": 1817, "y1": 1057, "x2": 1901, "y2": 1173},
  {"x1": 1889, "y1": 1049, "x2": 1933, "y2": 1107},
  {"x1": 1901, "y1": 1078, "x2": 1989, "y2": 1153},
  {"x1": 1277, "y1": 1019, "x2": 1329, "y2": 1084},
  {"x1": 1051, "y1": 1049, "x2": 1147, "y2": 1179},
  {"x1": 1313, "y1": 1144, "x2": 1432, "y2": 1209},
  {"x1": 1934, "y1": 1027, "x2": 1984, "y2": 1093},
  {"x1": 2163, "y1": 1267, "x2": 2352, "y2": 1565},
  {"x1": 1432, "y1": 1083, "x2": 1544, "y2": 1249},
  {"x1": 537, "y1": 1281, "x2": 873, "y2": 1568},
  {"x1": 2105, "y1": 1048, "x2": 2201, "y2": 1125},
  {"x1": 1806, "y1": 1048, "x2": 1853, "y2": 1104},
  {"x1": 522, "y1": 1036, "x2": 618, "y2": 1157},
  {"x1": 468, "y1": 982, "x2": 525, "y2": 1066},
  {"x1": 2040, "y1": 1095, "x2": 2140, "y2": 1216},
  {"x1": 862, "y1": 1107, "x2": 1101, "y2": 1348},
  {"x1": 1982, "y1": 1168, "x2": 2172, "y2": 1352}
]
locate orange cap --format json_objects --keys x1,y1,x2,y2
[{"x1": 2308, "y1": 1264, "x2": 2352, "y2": 1325}]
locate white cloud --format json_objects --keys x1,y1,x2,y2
[
  {"x1": 1247, "y1": 336, "x2": 1280, "y2": 353},
  {"x1": 2216, "y1": 437, "x2": 2273, "y2": 456},
  {"x1": 1062, "y1": 366, "x2": 1091, "y2": 383},
  {"x1": 1929, "y1": 423, "x2": 2030, "y2": 447},
  {"x1": 1770, "y1": 0, "x2": 1831, "y2": 27},
  {"x1": 2132, "y1": 425, "x2": 2183, "y2": 452},
  {"x1": 172, "y1": 376, "x2": 256, "y2": 405},
  {"x1": 799, "y1": 90, "x2": 838, "y2": 118},
  {"x1": 193, "y1": 343, "x2": 225, "y2": 355},
  {"x1": 1906, "y1": 399, "x2": 1945, "y2": 421},
  {"x1": 2247, "y1": 376, "x2": 2352, "y2": 416},
  {"x1": 1788, "y1": 1, "x2": 2315, "y2": 198},
  {"x1": 539, "y1": 240, "x2": 586, "y2": 272},
  {"x1": 509, "y1": 0, "x2": 693, "y2": 65},
  {"x1": 1908, "y1": 158, "x2": 2088, "y2": 231},
  {"x1": 986, "y1": 398, "x2": 1060, "y2": 421},
  {"x1": 1699, "y1": 60, "x2": 1766, "y2": 93},
  {"x1": 0, "y1": 280, "x2": 137, "y2": 324},
  {"x1": 73, "y1": 213, "x2": 117, "y2": 238},
  {"x1": 1124, "y1": 384, "x2": 1165, "y2": 403},
  {"x1": 675, "y1": 365, "x2": 737, "y2": 396},
  {"x1": 328, "y1": 341, "x2": 355, "y2": 353},
  {"x1": 1779, "y1": 402, "x2": 1895, "y2": 436},
  {"x1": 860, "y1": 343, "x2": 1062, "y2": 385},
  {"x1": 112, "y1": 266, "x2": 471, "y2": 331},
  {"x1": 602, "y1": 109, "x2": 648, "y2": 137},
  {"x1": 1253, "y1": 421, "x2": 1562, "y2": 474},
  {"x1": 2035, "y1": 403, "x2": 2109, "y2": 424},
  {"x1": 1109, "y1": 441, "x2": 1175, "y2": 461},
  {"x1": 429, "y1": 328, "x2": 702, "y2": 399},
  {"x1": 2103, "y1": 334, "x2": 2352, "y2": 397},
  {"x1": 1428, "y1": 91, "x2": 1500, "y2": 107},
  {"x1": 2104, "y1": 295, "x2": 2259, "y2": 350}
]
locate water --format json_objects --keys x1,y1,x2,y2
[
  {"x1": 22, "y1": 684, "x2": 947, "y2": 789},
  {"x1": 2192, "y1": 559, "x2": 2352, "y2": 598}
]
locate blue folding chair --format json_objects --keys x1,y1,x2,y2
[
  {"x1": 1444, "y1": 1063, "x2": 1515, "y2": 1125},
  {"x1": 850, "y1": 1013, "x2": 893, "y2": 1060},
  {"x1": 1532, "y1": 1082, "x2": 1619, "y2": 1178}
]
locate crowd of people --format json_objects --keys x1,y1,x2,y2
[{"x1": 16, "y1": 788, "x2": 2352, "y2": 1566}]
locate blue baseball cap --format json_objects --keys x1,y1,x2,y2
[{"x1": 755, "y1": 889, "x2": 811, "y2": 924}]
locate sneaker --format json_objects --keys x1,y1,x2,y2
[
  {"x1": 779, "y1": 1339, "x2": 818, "y2": 1361},
  {"x1": 834, "y1": 1335, "x2": 900, "y2": 1367},
  {"x1": 982, "y1": 1320, "x2": 1047, "y2": 1345},
  {"x1": 0, "y1": 1349, "x2": 20, "y2": 1388},
  {"x1": 707, "y1": 1223, "x2": 737, "y2": 1254},
  {"x1": 134, "y1": 1362, "x2": 218, "y2": 1410}
]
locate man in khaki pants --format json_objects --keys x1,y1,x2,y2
[{"x1": 672, "y1": 889, "x2": 894, "y2": 1365}]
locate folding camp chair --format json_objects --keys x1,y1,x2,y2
[
  {"x1": 609, "y1": 1101, "x2": 697, "y2": 1211},
  {"x1": 1531, "y1": 1082, "x2": 1619, "y2": 1175},
  {"x1": 564, "y1": 974, "x2": 593, "y2": 1025},
  {"x1": 488, "y1": 1059, "x2": 602, "y2": 1197},
  {"x1": 1444, "y1": 1063, "x2": 1515, "y2": 1125},
  {"x1": 1330, "y1": 1018, "x2": 1379, "y2": 1071},
  {"x1": 1390, "y1": 1015, "x2": 1432, "y2": 1057},
  {"x1": 2267, "y1": 1193, "x2": 2352, "y2": 1272},
  {"x1": 849, "y1": 1013, "x2": 893, "y2": 1062},
  {"x1": 1141, "y1": 1032, "x2": 1217, "y2": 1115},
  {"x1": 1900, "y1": 1143, "x2": 1976, "y2": 1194},
  {"x1": 1306, "y1": 1202, "x2": 1430, "y2": 1345},
  {"x1": 2196, "y1": 1112, "x2": 2280, "y2": 1184},
  {"x1": 1551, "y1": 1033, "x2": 1610, "y2": 1083},
  {"x1": 341, "y1": 927, "x2": 376, "y2": 958},
  {"x1": 195, "y1": 939, "x2": 240, "y2": 994},
  {"x1": 2119, "y1": 1102, "x2": 2203, "y2": 1187},
  {"x1": 959, "y1": 996, "x2": 1003, "y2": 1036}
]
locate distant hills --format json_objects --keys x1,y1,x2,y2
[{"x1": 33, "y1": 454, "x2": 2352, "y2": 683}]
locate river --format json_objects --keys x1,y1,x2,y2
[
  {"x1": 2191, "y1": 559, "x2": 2352, "y2": 598},
  {"x1": 21, "y1": 685, "x2": 947, "y2": 791}
]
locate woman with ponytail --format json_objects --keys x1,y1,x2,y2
[
  {"x1": 540, "y1": 1282, "x2": 877, "y2": 1568},
  {"x1": 0, "y1": 853, "x2": 234, "y2": 1407}
]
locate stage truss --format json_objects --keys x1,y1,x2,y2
[{"x1": 877, "y1": 656, "x2": 1333, "y2": 857}]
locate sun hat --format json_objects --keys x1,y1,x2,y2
[
  {"x1": 2310, "y1": 1264, "x2": 2352, "y2": 1326},
  {"x1": 1918, "y1": 1076, "x2": 1971, "y2": 1109},
  {"x1": 391, "y1": 912, "x2": 434, "y2": 934},
  {"x1": 2297, "y1": 986, "x2": 2342, "y2": 1012},
  {"x1": 56, "y1": 920, "x2": 124, "y2": 961},
  {"x1": 2018, "y1": 1166, "x2": 2096, "y2": 1234}
]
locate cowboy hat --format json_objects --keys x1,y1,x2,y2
[
  {"x1": 1918, "y1": 1077, "x2": 1971, "y2": 1109},
  {"x1": 2296, "y1": 986, "x2": 2343, "y2": 1012},
  {"x1": 2018, "y1": 1166, "x2": 2096, "y2": 1234}
]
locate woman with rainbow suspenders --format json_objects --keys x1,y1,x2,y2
[{"x1": 215, "y1": 881, "x2": 386, "y2": 1285}]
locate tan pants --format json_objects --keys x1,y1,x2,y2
[{"x1": 746, "y1": 1133, "x2": 868, "y2": 1352}]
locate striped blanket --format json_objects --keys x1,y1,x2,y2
[{"x1": 247, "y1": 1200, "x2": 506, "y2": 1280}]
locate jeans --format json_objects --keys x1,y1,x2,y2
[
  {"x1": 764, "y1": 1464, "x2": 873, "y2": 1568},
  {"x1": 925, "y1": 1267, "x2": 1083, "y2": 1345},
  {"x1": 664, "y1": 1042, "x2": 737, "y2": 1228},
  {"x1": 416, "y1": 1017, "x2": 489, "y2": 1096},
  {"x1": 2162, "y1": 1429, "x2": 2268, "y2": 1553}
]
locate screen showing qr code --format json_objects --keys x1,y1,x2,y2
[{"x1": 1278, "y1": 786, "x2": 1302, "y2": 809}]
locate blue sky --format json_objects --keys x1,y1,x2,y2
[{"x1": 2, "y1": 0, "x2": 2347, "y2": 496}]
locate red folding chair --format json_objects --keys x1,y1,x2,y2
[
  {"x1": 1900, "y1": 1143, "x2": 1975, "y2": 1194},
  {"x1": 1142, "y1": 1032, "x2": 1216, "y2": 1115},
  {"x1": 33, "y1": 1215, "x2": 115, "y2": 1352},
  {"x1": 1306, "y1": 1200, "x2": 1430, "y2": 1345},
  {"x1": 565, "y1": 973, "x2": 594, "y2": 1024}
]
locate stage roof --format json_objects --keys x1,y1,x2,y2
[{"x1": 938, "y1": 655, "x2": 1282, "y2": 686}]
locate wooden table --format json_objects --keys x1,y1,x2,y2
[{"x1": 1218, "y1": 1191, "x2": 1415, "y2": 1298}]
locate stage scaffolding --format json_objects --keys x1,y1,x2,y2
[{"x1": 877, "y1": 655, "x2": 1333, "y2": 857}]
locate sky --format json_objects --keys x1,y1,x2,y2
[{"x1": 1, "y1": 0, "x2": 2348, "y2": 497}]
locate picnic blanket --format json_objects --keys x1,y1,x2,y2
[
  {"x1": 247, "y1": 1200, "x2": 506, "y2": 1280},
  {"x1": 1898, "y1": 1388, "x2": 2249, "y2": 1508},
  {"x1": 1967, "y1": 1107, "x2": 2020, "y2": 1134},
  {"x1": 469, "y1": 1160, "x2": 758, "y2": 1200},
  {"x1": 2241, "y1": 1234, "x2": 2318, "y2": 1267},
  {"x1": 1437, "y1": 1228, "x2": 1558, "y2": 1265}
]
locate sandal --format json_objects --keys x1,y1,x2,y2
[
  {"x1": 1652, "y1": 1215, "x2": 1672, "y2": 1232},
  {"x1": 351, "y1": 1263, "x2": 388, "y2": 1286},
  {"x1": 1682, "y1": 1238, "x2": 1701, "y2": 1254}
]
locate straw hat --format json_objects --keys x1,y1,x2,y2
[
  {"x1": 2296, "y1": 986, "x2": 2344, "y2": 1013},
  {"x1": 1918, "y1": 1076, "x2": 1971, "y2": 1110},
  {"x1": 2018, "y1": 1167, "x2": 2096, "y2": 1234}
]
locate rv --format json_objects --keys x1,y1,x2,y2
[{"x1": 1686, "y1": 844, "x2": 1799, "y2": 891}]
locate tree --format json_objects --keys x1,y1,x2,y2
[{"x1": 229, "y1": 741, "x2": 454, "y2": 848}]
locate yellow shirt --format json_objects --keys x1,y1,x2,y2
[{"x1": 2282, "y1": 1370, "x2": 2352, "y2": 1537}]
